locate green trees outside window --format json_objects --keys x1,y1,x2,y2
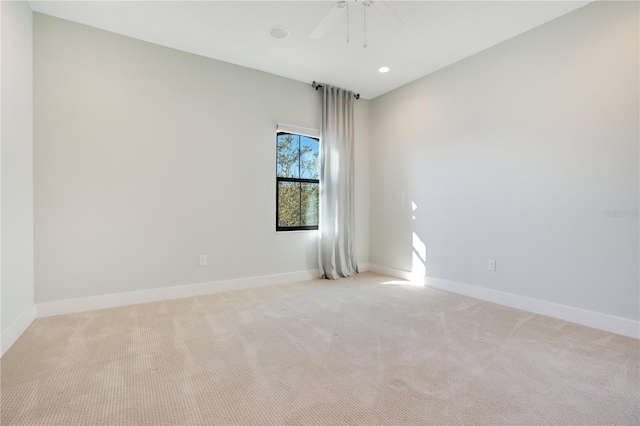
[{"x1": 276, "y1": 132, "x2": 319, "y2": 230}]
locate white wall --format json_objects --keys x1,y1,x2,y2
[
  {"x1": 34, "y1": 13, "x2": 369, "y2": 303},
  {"x1": 1, "y1": 1, "x2": 34, "y2": 335},
  {"x1": 369, "y1": 1, "x2": 639, "y2": 321}
]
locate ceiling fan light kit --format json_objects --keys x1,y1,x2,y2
[{"x1": 310, "y1": 0, "x2": 403, "y2": 48}]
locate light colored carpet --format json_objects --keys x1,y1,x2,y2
[{"x1": 1, "y1": 272, "x2": 638, "y2": 425}]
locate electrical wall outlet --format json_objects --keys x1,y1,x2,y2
[
  {"x1": 488, "y1": 259, "x2": 496, "y2": 271},
  {"x1": 199, "y1": 255, "x2": 207, "y2": 266}
]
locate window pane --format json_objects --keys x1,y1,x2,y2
[
  {"x1": 301, "y1": 183, "x2": 319, "y2": 227},
  {"x1": 278, "y1": 181, "x2": 301, "y2": 227},
  {"x1": 277, "y1": 134, "x2": 300, "y2": 178},
  {"x1": 299, "y1": 136, "x2": 319, "y2": 179}
]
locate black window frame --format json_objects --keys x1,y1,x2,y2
[{"x1": 276, "y1": 131, "x2": 320, "y2": 232}]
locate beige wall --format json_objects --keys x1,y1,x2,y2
[
  {"x1": 1, "y1": 1, "x2": 34, "y2": 334},
  {"x1": 369, "y1": 1, "x2": 639, "y2": 320},
  {"x1": 34, "y1": 13, "x2": 370, "y2": 303},
  {"x1": 24, "y1": 2, "x2": 640, "y2": 323}
]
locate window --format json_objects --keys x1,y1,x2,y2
[{"x1": 276, "y1": 131, "x2": 319, "y2": 231}]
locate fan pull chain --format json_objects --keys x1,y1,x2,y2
[
  {"x1": 363, "y1": 2, "x2": 366, "y2": 48},
  {"x1": 363, "y1": 0, "x2": 369, "y2": 48},
  {"x1": 346, "y1": 0, "x2": 349, "y2": 43}
]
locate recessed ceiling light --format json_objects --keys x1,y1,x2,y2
[
  {"x1": 378, "y1": 66, "x2": 390, "y2": 73},
  {"x1": 269, "y1": 27, "x2": 289, "y2": 40}
]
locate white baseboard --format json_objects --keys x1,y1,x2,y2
[
  {"x1": 369, "y1": 264, "x2": 639, "y2": 339},
  {"x1": 1, "y1": 305, "x2": 36, "y2": 357},
  {"x1": 37, "y1": 269, "x2": 321, "y2": 318},
  {"x1": 369, "y1": 264, "x2": 414, "y2": 281},
  {"x1": 20, "y1": 261, "x2": 633, "y2": 357}
]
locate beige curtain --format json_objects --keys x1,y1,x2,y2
[{"x1": 319, "y1": 84, "x2": 358, "y2": 279}]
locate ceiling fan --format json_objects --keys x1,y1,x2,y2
[{"x1": 310, "y1": 0, "x2": 404, "y2": 47}]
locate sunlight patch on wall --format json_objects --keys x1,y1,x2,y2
[
  {"x1": 411, "y1": 200, "x2": 427, "y2": 281},
  {"x1": 412, "y1": 232, "x2": 427, "y2": 280}
]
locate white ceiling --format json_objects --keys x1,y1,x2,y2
[{"x1": 29, "y1": 1, "x2": 590, "y2": 100}]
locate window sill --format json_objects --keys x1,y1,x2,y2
[{"x1": 275, "y1": 229, "x2": 319, "y2": 234}]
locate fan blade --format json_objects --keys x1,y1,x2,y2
[
  {"x1": 310, "y1": 1, "x2": 346, "y2": 39},
  {"x1": 372, "y1": 1, "x2": 404, "y2": 27}
]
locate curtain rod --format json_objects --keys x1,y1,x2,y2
[{"x1": 312, "y1": 81, "x2": 360, "y2": 100}]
